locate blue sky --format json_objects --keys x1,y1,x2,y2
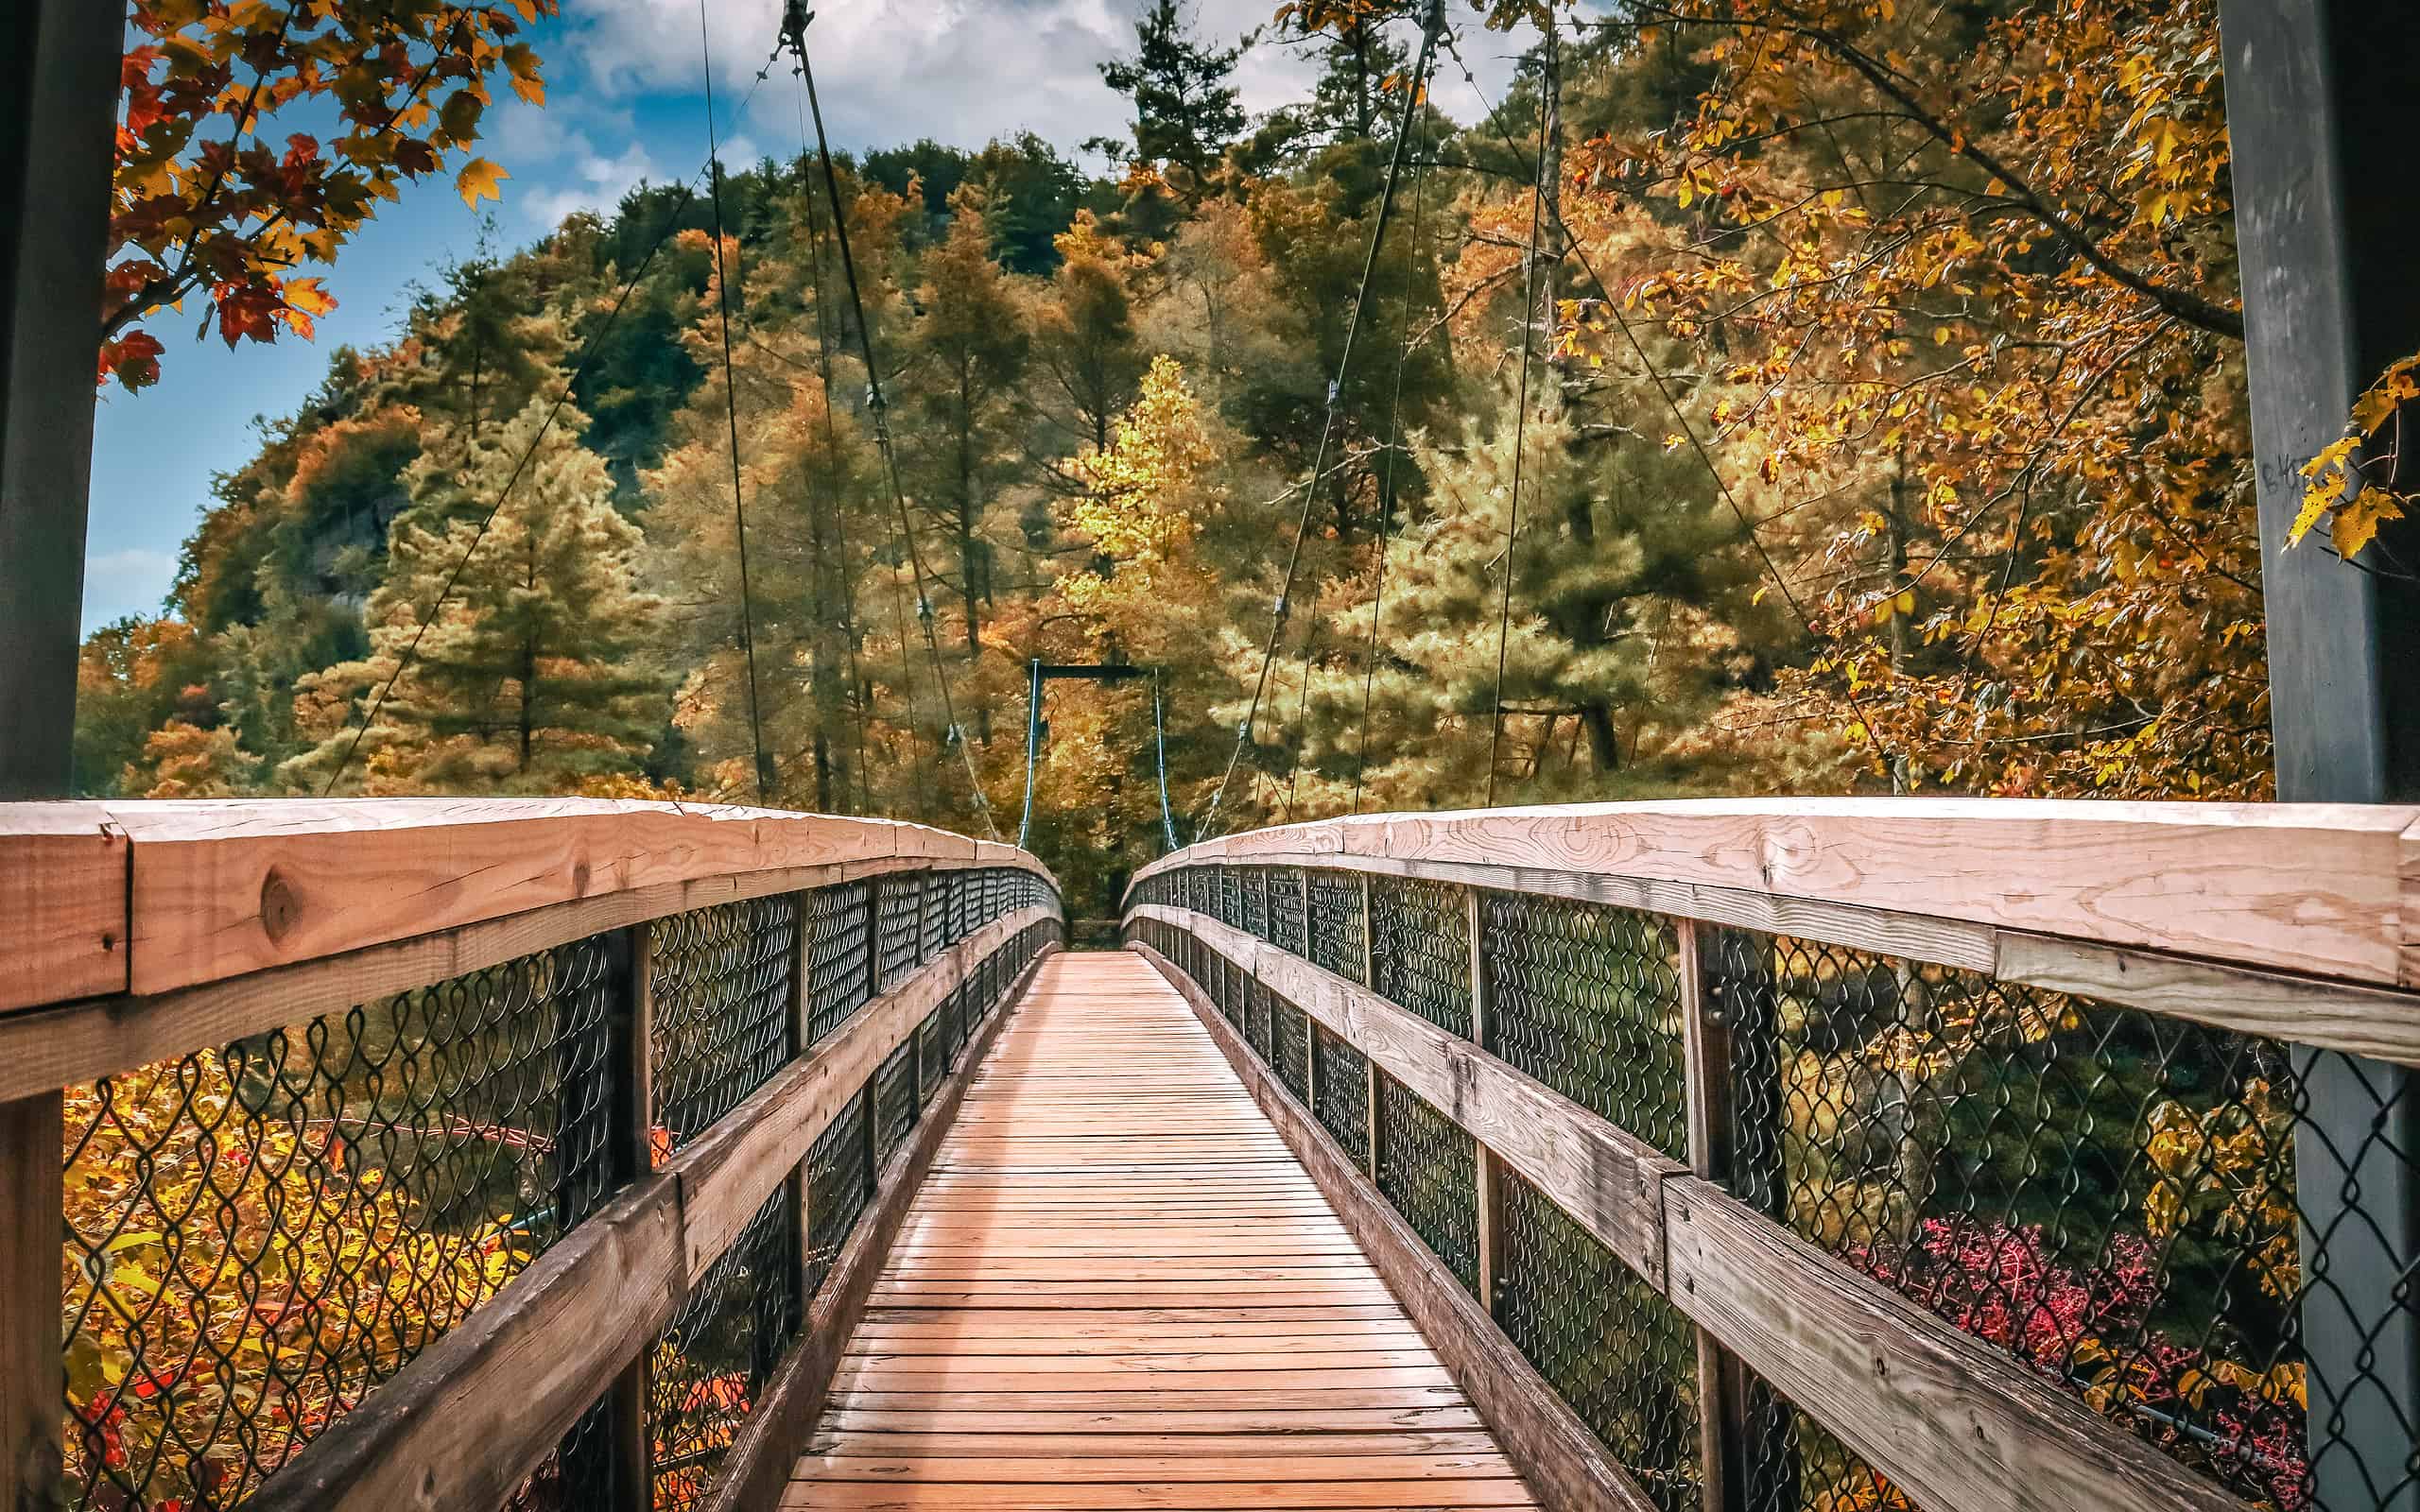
[{"x1": 82, "y1": 0, "x2": 1527, "y2": 631}]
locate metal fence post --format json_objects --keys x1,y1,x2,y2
[
  {"x1": 1468, "y1": 887, "x2": 1504, "y2": 1315},
  {"x1": 606, "y1": 922, "x2": 656, "y2": 1512},
  {"x1": 1677, "y1": 919, "x2": 1739, "y2": 1512}
]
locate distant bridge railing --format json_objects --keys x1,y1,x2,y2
[
  {"x1": 1124, "y1": 799, "x2": 2420, "y2": 1512},
  {"x1": 0, "y1": 799, "x2": 1062, "y2": 1512}
]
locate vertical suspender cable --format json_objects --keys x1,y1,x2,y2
[
  {"x1": 786, "y1": 9, "x2": 1000, "y2": 839},
  {"x1": 1199, "y1": 0, "x2": 1444, "y2": 840},
  {"x1": 1484, "y1": 76, "x2": 1550, "y2": 808},
  {"x1": 1152, "y1": 668, "x2": 1180, "y2": 853},
  {"x1": 698, "y1": 2, "x2": 775, "y2": 802}
]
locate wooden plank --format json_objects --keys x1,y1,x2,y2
[
  {"x1": 1128, "y1": 799, "x2": 2420, "y2": 988},
  {"x1": 1139, "y1": 945, "x2": 1647, "y2": 1512},
  {"x1": 784, "y1": 952, "x2": 1543, "y2": 1512},
  {"x1": 0, "y1": 1092, "x2": 60, "y2": 1512},
  {"x1": 1134, "y1": 905, "x2": 1679, "y2": 1284},
  {"x1": 61, "y1": 798, "x2": 1055, "y2": 997},
  {"x1": 0, "y1": 803, "x2": 127, "y2": 1011},
  {"x1": 698, "y1": 942, "x2": 1049, "y2": 1512},
  {"x1": 1659, "y1": 1178, "x2": 2240, "y2": 1512}
]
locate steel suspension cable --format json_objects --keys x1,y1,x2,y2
[
  {"x1": 698, "y1": 1, "x2": 775, "y2": 803},
  {"x1": 320, "y1": 40, "x2": 788, "y2": 798},
  {"x1": 786, "y1": 11, "x2": 999, "y2": 839},
  {"x1": 1437, "y1": 28, "x2": 1902, "y2": 780},
  {"x1": 791, "y1": 67, "x2": 877, "y2": 816},
  {"x1": 1199, "y1": 0, "x2": 1445, "y2": 839},
  {"x1": 1350, "y1": 86, "x2": 1438, "y2": 814},
  {"x1": 1486, "y1": 80, "x2": 1551, "y2": 807}
]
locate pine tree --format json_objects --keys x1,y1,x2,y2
[
  {"x1": 284, "y1": 394, "x2": 665, "y2": 794},
  {"x1": 1097, "y1": 1, "x2": 1253, "y2": 198}
]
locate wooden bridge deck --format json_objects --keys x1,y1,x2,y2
[{"x1": 781, "y1": 950, "x2": 1540, "y2": 1509}]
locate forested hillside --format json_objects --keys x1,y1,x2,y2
[{"x1": 78, "y1": 0, "x2": 2260, "y2": 914}]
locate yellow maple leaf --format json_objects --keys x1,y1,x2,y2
[
  {"x1": 2333, "y1": 484, "x2": 2405, "y2": 558},
  {"x1": 456, "y1": 157, "x2": 508, "y2": 208}
]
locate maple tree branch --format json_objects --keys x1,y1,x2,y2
[{"x1": 1626, "y1": 2, "x2": 2246, "y2": 341}]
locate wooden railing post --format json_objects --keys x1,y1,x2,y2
[
  {"x1": 787, "y1": 891, "x2": 815, "y2": 1312},
  {"x1": 1469, "y1": 887, "x2": 1504, "y2": 1314},
  {"x1": 3, "y1": 1091, "x2": 61, "y2": 1512},
  {"x1": 606, "y1": 921, "x2": 656, "y2": 1512}
]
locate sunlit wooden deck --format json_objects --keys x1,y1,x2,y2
[{"x1": 783, "y1": 951, "x2": 1539, "y2": 1510}]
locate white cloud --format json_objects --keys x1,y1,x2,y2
[
  {"x1": 554, "y1": 0, "x2": 1527, "y2": 160},
  {"x1": 81, "y1": 548, "x2": 181, "y2": 631},
  {"x1": 521, "y1": 141, "x2": 665, "y2": 229}
]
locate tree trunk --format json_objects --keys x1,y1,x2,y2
[
  {"x1": 1580, "y1": 699, "x2": 1620, "y2": 771},
  {"x1": 1536, "y1": 9, "x2": 1566, "y2": 421}
]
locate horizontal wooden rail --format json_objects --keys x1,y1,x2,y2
[
  {"x1": 1130, "y1": 800, "x2": 2420, "y2": 1061},
  {"x1": 0, "y1": 798, "x2": 1056, "y2": 1012},
  {"x1": 242, "y1": 906, "x2": 1056, "y2": 1512},
  {"x1": 1133, "y1": 902, "x2": 2240, "y2": 1512}
]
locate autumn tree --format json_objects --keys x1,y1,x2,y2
[
  {"x1": 284, "y1": 393, "x2": 663, "y2": 794},
  {"x1": 106, "y1": 0, "x2": 551, "y2": 389},
  {"x1": 908, "y1": 187, "x2": 1031, "y2": 658}
]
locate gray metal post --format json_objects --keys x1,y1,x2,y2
[
  {"x1": 0, "y1": 1, "x2": 124, "y2": 799},
  {"x1": 2221, "y1": 4, "x2": 2420, "y2": 1505}
]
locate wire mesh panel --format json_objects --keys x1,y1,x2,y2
[
  {"x1": 1268, "y1": 868, "x2": 1307, "y2": 956},
  {"x1": 1220, "y1": 868, "x2": 1245, "y2": 929},
  {"x1": 1496, "y1": 1169, "x2": 1702, "y2": 1512},
  {"x1": 920, "y1": 870, "x2": 951, "y2": 960},
  {"x1": 1481, "y1": 891, "x2": 1687, "y2": 1160},
  {"x1": 874, "y1": 871, "x2": 927, "y2": 989},
  {"x1": 805, "y1": 1087, "x2": 873, "y2": 1299},
  {"x1": 61, "y1": 934, "x2": 621, "y2": 1512},
  {"x1": 1247, "y1": 976, "x2": 1277, "y2": 1065},
  {"x1": 1242, "y1": 868, "x2": 1270, "y2": 939},
  {"x1": 1314, "y1": 1027, "x2": 1372, "y2": 1173},
  {"x1": 1737, "y1": 1368, "x2": 1913, "y2": 1512},
  {"x1": 1370, "y1": 877, "x2": 1474, "y2": 1039},
  {"x1": 1273, "y1": 999, "x2": 1311, "y2": 1105},
  {"x1": 648, "y1": 895, "x2": 797, "y2": 1154},
  {"x1": 873, "y1": 1040, "x2": 918, "y2": 1157},
  {"x1": 1374, "y1": 1073, "x2": 1480, "y2": 1295},
  {"x1": 804, "y1": 880, "x2": 873, "y2": 1045},
  {"x1": 647, "y1": 1189, "x2": 800, "y2": 1512},
  {"x1": 1306, "y1": 870, "x2": 1368, "y2": 984},
  {"x1": 1714, "y1": 923, "x2": 2342, "y2": 1509}
]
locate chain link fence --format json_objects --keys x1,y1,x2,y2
[
  {"x1": 60, "y1": 865, "x2": 1057, "y2": 1512},
  {"x1": 1131, "y1": 857, "x2": 2420, "y2": 1512}
]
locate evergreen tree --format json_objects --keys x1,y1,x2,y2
[
  {"x1": 1097, "y1": 1, "x2": 1253, "y2": 198},
  {"x1": 284, "y1": 394, "x2": 665, "y2": 794}
]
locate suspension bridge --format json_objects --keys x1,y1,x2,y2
[{"x1": 5, "y1": 0, "x2": 2420, "y2": 1510}]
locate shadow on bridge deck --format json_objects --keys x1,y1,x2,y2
[{"x1": 780, "y1": 950, "x2": 1540, "y2": 1509}]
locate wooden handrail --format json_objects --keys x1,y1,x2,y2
[{"x1": 0, "y1": 799, "x2": 1058, "y2": 1013}]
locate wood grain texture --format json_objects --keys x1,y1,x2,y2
[
  {"x1": 1129, "y1": 799, "x2": 2419, "y2": 988},
  {"x1": 0, "y1": 1093, "x2": 62, "y2": 1512},
  {"x1": 1135, "y1": 945, "x2": 1646, "y2": 1512},
  {"x1": 0, "y1": 804, "x2": 128, "y2": 1011},
  {"x1": 0, "y1": 857, "x2": 1025, "y2": 1102},
  {"x1": 1660, "y1": 1178, "x2": 2240, "y2": 1512},
  {"x1": 783, "y1": 951, "x2": 1540, "y2": 1512},
  {"x1": 1131, "y1": 904, "x2": 1680, "y2": 1284},
  {"x1": 0, "y1": 799, "x2": 1056, "y2": 1002},
  {"x1": 701, "y1": 943, "x2": 1049, "y2": 1512},
  {"x1": 239, "y1": 914, "x2": 1056, "y2": 1512}
]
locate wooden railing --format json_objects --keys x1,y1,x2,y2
[
  {"x1": 0, "y1": 799, "x2": 1063, "y2": 1512},
  {"x1": 1124, "y1": 799, "x2": 2420, "y2": 1512}
]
